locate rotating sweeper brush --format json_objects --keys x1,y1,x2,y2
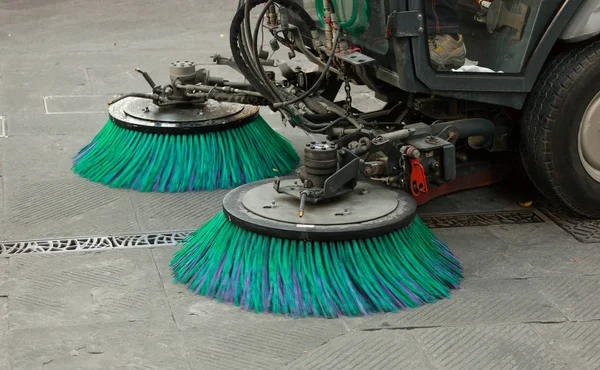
[
  {"x1": 171, "y1": 141, "x2": 463, "y2": 317},
  {"x1": 73, "y1": 61, "x2": 299, "y2": 192}
]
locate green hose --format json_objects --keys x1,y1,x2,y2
[{"x1": 314, "y1": 0, "x2": 369, "y2": 35}]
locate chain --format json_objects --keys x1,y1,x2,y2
[
  {"x1": 344, "y1": 76, "x2": 353, "y2": 116},
  {"x1": 340, "y1": 63, "x2": 353, "y2": 117}
]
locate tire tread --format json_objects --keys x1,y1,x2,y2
[{"x1": 520, "y1": 39, "x2": 600, "y2": 216}]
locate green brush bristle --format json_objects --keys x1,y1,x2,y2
[
  {"x1": 170, "y1": 212, "x2": 463, "y2": 318},
  {"x1": 72, "y1": 116, "x2": 299, "y2": 192}
]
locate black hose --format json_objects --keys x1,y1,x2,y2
[
  {"x1": 230, "y1": 0, "x2": 317, "y2": 107},
  {"x1": 307, "y1": 116, "x2": 348, "y2": 133},
  {"x1": 303, "y1": 112, "x2": 340, "y2": 123},
  {"x1": 243, "y1": 0, "x2": 273, "y2": 101},
  {"x1": 252, "y1": 0, "x2": 284, "y2": 103},
  {"x1": 273, "y1": 24, "x2": 342, "y2": 108}
]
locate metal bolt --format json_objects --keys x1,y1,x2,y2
[
  {"x1": 417, "y1": 14, "x2": 423, "y2": 20},
  {"x1": 344, "y1": 209, "x2": 350, "y2": 215},
  {"x1": 425, "y1": 136, "x2": 440, "y2": 144},
  {"x1": 271, "y1": 200, "x2": 276, "y2": 207},
  {"x1": 361, "y1": 188, "x2": 368, "y2": 195},
  {"x1": 142, "y1": 107, "x2": 149, "y2": 113},
  {"x1": 418, "y1": 27, "x2": 424, "y2": 33}
]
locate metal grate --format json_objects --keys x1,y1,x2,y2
[
  {"x1": 0, "y1": 211, "x2": 549, "y2": 255},
  {"x1": 538, "y1": 203, "x2": 600, "y2": 243},
  {"x1": 420, "y1": 210, "x2": 545, "y2": 228},
  {"x1": 0, "y1": 231, "x2": 192, "y2": 255}
]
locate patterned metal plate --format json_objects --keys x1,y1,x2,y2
[
  {"x1": 0, "y1": 211, "x2": 550, "y2": 255},
  {"x1": 420, "y1": 210, "x2": 545, "y2": 229},
  {"x1": 0, "y1": 231, "x2": 192, "y2": 255},
  {"x1": 537, "y1": 203, "x2": 600, "y2": 243}
]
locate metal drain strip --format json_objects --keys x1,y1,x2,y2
[
  {"x1": 0, "y1": 211, "x2": 546, "y2": 255},
  {"x1": 420, "y1": 210, "x2": 544, "y2": 228},
  {"x1": 537, "y1": 203, "x2": 600, "y2": 243},
  {"x1": 0, "y1": 231, "x2": 192, "y2": 255}
]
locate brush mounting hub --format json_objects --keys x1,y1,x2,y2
[
  {"x1": 108, "y1": 96, "x2": 260, "y2": 134},
  {"x1": 223, "y1": 178, "x2": 417, "y2": 241}
]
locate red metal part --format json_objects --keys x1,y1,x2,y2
[
  {"x1": 409, "y1": 158, "x2": 429, "y2": 197},
  {"x1": 414, "y1": 164, "x2": 511, "y2": 206}
]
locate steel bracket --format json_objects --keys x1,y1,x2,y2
[{"x1": 386, "y1": 10, "x2": 424, "y2": 38}]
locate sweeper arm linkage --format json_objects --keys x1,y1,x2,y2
[
  {"x1": 222, "y1": 0, "x2": 600, "y2": 217},
  {"x1": 220, "y1": 0, "x2": 515, "y2": 212}
]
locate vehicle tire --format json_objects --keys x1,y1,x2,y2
[{"x1": 520, "y1": 39, "x2": 600, "y2": 218}]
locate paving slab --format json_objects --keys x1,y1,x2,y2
[
  {"x1": 5, "y1": 112, "x2": 107, "y2": 136},
  {"x1": 43, "y1": 95, "x2": 116, "y2": 115},
  {"x1": 413, "y1": 325, "x2": 571, "y2": 370},
  {"x1": 8, "y1": 320, "x2": 188, "y2": 370},
  {"x1": 180, "y1": 318, "x2": 348, "y2": 370},
  {"x1": 0, "y1": 50, "x2": 221, "y2": 71},
  {"x1": 7, "y1": 249, "x2": 171, "y2": 330},
  {"x1": 1, "y1": 134, "x2": 89, "y2": 180},
  {"x1": 131, "y1": 190, "x2": 227, "y2": 232},
  {"x1": 475, "y1": 243, "x2": 600, "y2": 279},
  {"x1": 0, "y1": 178, "x2": 4, "y2": 239},
  {"x1": 530, "y1": 275, "x2": 600, "y2": 321},
  {"x1": 0, "y1": 258, "x2": 8, "y2": 296},
  {"x1": 3, "y1": 176, "x2": 139, "y2": 241},
  {"x1": 432, "y1": 226, "x2": 510, "y2": 278},
  {"x1": 0, "y1": 86, "x2": 46, "y2": 115},
  {"x1": 486, "y1": 217, "x2": 577, "y2": 248},
  {"x1": 535, "y1": 322, "x2": 600, "y2": 370},
  {"x1": 0, "y1": 67, "x2": 91, "y2": 95},
  {"x1": 0, "y1": 0, "x2": 235, "y2": 54},
  {"x1": 282, "y1": 330, "x2": 433, "y2": 370},
  {"x1": 0, "y1": 296, "x2": 7, "y2": 370},
  {"x1": 357, "y1": 278, "x2": 567, "y2": 330}
]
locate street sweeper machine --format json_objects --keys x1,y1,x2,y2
[
  {"x1": 94, "y1": 0, "x2": 600, "y2": 217},
  {"x1": 72, "y1": 0, "x2": 600, "y2": 317}
]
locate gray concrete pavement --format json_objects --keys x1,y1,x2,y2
[{"x1": 1, "y1": 0, "x2": 599, "y2": 369}]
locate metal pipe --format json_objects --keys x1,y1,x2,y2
[
  {"x1": 430, "y1": 118, "x2": 495, "y2": 149},
  {"x1": 175, "y1": 82, "x2": 264, "y2": 97},
  {"x1": 375, "y1": 129, "x2": 413, "y2": 142}
]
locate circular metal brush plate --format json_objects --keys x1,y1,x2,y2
[
  {"x1": 243, "y1": 181, "x2": 398, "y2": 224},
  {"x1": 108, "y1": 97, "x2": 260, "y2": 134},
  {"x1": 223, "y1": 179, "x2": 417, "y2": 241}
]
